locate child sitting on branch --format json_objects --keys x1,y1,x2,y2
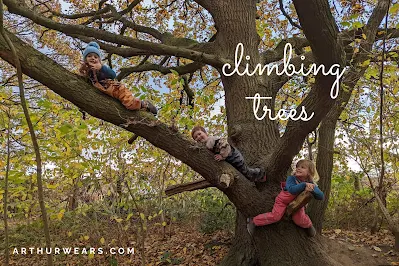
[
  {"x1": 247, "y1": 159, "x2": 324, "y2": 237},
  {"x1": 191, "y1": 126, "x2": 266, "y2": 183},
  {"x1": 79, "y1": 41, "x2": 157, "y2": 114}
]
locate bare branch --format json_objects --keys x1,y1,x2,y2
[
  {"x1": 278, "y1": 0, "x2": 302, "y2": 30},
  {"x1": 119, "y1": 0, "x2": 143, "y2": 16},
  {"x1": 106, "y1": 4, "x2": 163, "y2": 41},
  {"x1": 165, "y1": 179, "x2": 212, "y2": 197},
  {"x1": 50, "y1": 5, "x2": 111, "y2": 19},
  {"x1": 182, "y1": 74, "x2": 195, "y2": 107},
  {"x1": 116, "y1": 62, "x2": 204, "y2": 80}
]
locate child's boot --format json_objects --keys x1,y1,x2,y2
[
  {"x1": 306, "y1": 225, "x2": 316, "y2": 237},
  {"x1": 249, "y1": 168, "x2": 267, "y2": 183},
  {"x1": 141, "y1": 100, "x2": 158, "y2": 115},
  {"x1": 254, "y1": 169, "x2": 267, "y2": 183}
]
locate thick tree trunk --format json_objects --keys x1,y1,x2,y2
[
  {"x1": 220, "y1": 211, "x2": 340, "y2": 266},
  {"x1": 220, "y1": 211, "x2": 258, "y2": 266},
  {"x1": 308, "y1": 118, "x2": 337, "y2": 232}
]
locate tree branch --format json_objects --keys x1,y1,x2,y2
[
  {"x1": 265, "y1": 0, "x2": 345, "y2": 177},
  {"x1": 3, "y1": 0, "x2": 229, "y2": 68},
  {"x1": 119, "y1": 0, "x2": 143, "y2": 16},
  {"x1": 278, "y1": 0, "x2": 301, "y2": 30},
  {"x1": 165, "y1": 179, "x2": 212, "y2": 197},
  {"x1": 106, "y1": 4, "x2": 164, "y2": 41},
  {"x1": 49, "y1": 5, "x2": 111, "y2": 19},
  {"x1": 262, "y1": 26, "x2": 399, "y2": 66},
  {"x1": 69, "y1": 35, "x2": 152, "y2": 57},
  {"x1": 267, "y1": 0, "x2": 391, "y2": 177},
  {"x1": 261, "y1": 37, "x2": 309, "y2": 64},
  {"x1": 116, "y1": 61, "x2": 204, "y2": 80},
  {"x1": 0, "y1": 30, "x2": 264, "y2": 215}
]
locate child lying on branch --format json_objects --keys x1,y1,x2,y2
[
  {"x1": 79, "y1": 42, "x2": 157, "y2": 114},
  {"x1": 191, "y1": 126, "x2": 266, "y2": 183}
]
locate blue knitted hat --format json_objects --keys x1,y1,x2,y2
[{"x1": 83, "y1": 42, "x2": 102, "y2": 59}]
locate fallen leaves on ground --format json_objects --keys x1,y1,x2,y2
[{"x1": 323, "y1": 228, "x2": 398, "y2": 264}]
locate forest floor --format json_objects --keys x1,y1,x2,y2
[{"x1": 1, "y1": 221, "x2": 397, "y2": 265}]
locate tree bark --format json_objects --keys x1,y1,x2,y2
[
  {"x1": 220, "y1": 212, "x2": 340, "y2": 266},
  {"x1": 307, "y1": 0, "x2": 391, "y2": 231},
  {"x1": 165, "y1": 179, "x2": 213, "y2": 197},
  {"x1": 308, "y1": 117, "x2": 336, "y2": 232}
]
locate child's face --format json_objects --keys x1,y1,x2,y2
[
  {"x1": 192, "y1": 130, "x2": 208, "y2": 143},
  {"x1": 85, "y1": 53, "x2": 100, "y2": 64},
  {"x1": 294, "y1": 163, "x2": 310, "y2": 180}
]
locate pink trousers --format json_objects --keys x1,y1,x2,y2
[{"x1": 253, "y1": 190, "x2": 312, "y2": 228}]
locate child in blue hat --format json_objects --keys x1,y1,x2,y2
[{"x1": 79, "y1": 42, "x2": 157, "y2": 114}]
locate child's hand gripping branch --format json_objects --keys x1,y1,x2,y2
[
  {"x1": 191, "y1": 126, "x2": 266, "y2": 183},
  {"x1": 79, "y1": 42, "x2": 157, "y2": 115},
  {"x1": 305, "y1": 182, "x2": 315, "y2": 192},
  {"x1": 247, "y1": 159, "x2": 324, "y2": 238}
]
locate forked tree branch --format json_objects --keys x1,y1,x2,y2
[{"x1": 3, "y1": 0, "x2": 229, "y2": 68}]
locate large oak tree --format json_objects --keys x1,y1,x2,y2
[{"x1": 0, "y1": 0, "x2": 397, "y2": 264}]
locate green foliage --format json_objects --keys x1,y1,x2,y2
[
  {"x1": 108, "y1": 256, "x2": 118, "y2": 266},
  {"x1": 325, "y1": 171, "x2": 376, "y2": 229},
  {"x1": 197, "y1": 190, "x2": 235, "y2": 234}
]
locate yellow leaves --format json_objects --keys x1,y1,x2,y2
[
  {"x1": 302, "y1": 46, "x2": 312, "y2": 52},
  {"x1": 47, "y1": 183, "x2": 59, "y2": 189},
  {"x1": 126, "y1": 213, "x2": 134, "y2": 221},
  {"x1": 393, "y1": 86, "x2": 399, "y2": 95},
  {"x1": 360, "y1": 59, "x2": 370, "y2": 67},
  {"x1": 389, "y1": 3, "x2": 399, "y2": 15},
  {"x1": 111, "y1": 216, "x2": 123, "y2": 223},
  {"x1": 67, "y1": 231, "x2": 72, "y2": 237},
  {"x1": 100, "y1": 237, "x2": 105, "y2": 244},
  {"x1": 57, "y1": 209, "x2": 65, "y2": 220}
]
